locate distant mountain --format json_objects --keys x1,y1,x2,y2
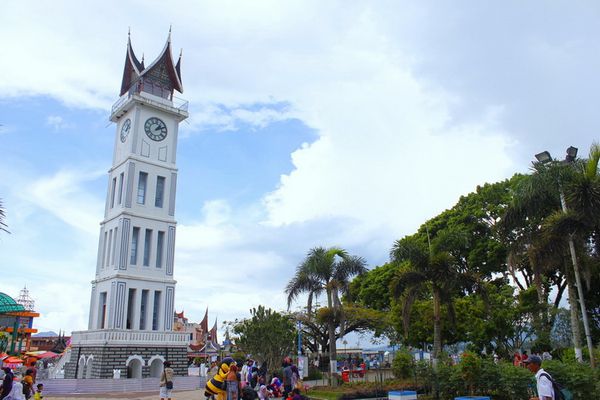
[{"x1": 33, "y1": 331, "x2": 58, "y2": 337}]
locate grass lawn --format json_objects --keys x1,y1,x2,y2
[{"x1": 305, "y1": 389, "x2": 343, "y2": 400}]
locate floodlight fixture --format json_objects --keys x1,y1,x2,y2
[
  {"x1": 566, "y1": 146, "x2": 578, "y2": 163},
  {"x1": 535, "y1": 151, "x2": 552, "y2": 163}
]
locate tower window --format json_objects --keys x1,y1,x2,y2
[
  {"x1": 156, "y1": 231, "x2": 165, "y2": 268},
  {"x1": 102, "y1": 231, "x2": 108, "y2": 267},
  {"x1": 106, "y1": 229, "x2": 113, "y2": 267},
  {"x1": 143, "y1": 229, "x2": 152, "y2": 266},
  {"x1": 110, "y1": 177, "x2": 117, "y2": 208},
  {"x1": 137, "y1": 172, "x2": 148, "y2": 204},
  {"x1": 98, "y1": 292, "x2": 107, "y2": 329},
  {"x1": 152, "y1": 291, "x2": 161, "y2": 330},
  {"x1": 111, "y1": 227, "x2": 118, "y2": 266},
  {"x1": 126, "y1": 288, "x2": 136, "y2": 330},
  {"x1": 118, "y1": 172, "x2": 124, "y2": 205},
  {"x1": 139, "y1": 289, "x2": 149, "y2": 330},
  {"x1": 130, "y1": 227, "x2": 140, "y2": 265},
  {"x1": 155, "y1": 176, "x2": 166, "y2": 208}
]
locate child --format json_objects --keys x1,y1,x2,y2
[{"x1": 33, "y1": 384, "x2": 43, "y2": 400}]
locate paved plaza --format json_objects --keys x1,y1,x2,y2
[{"x1": 47, "y1": 389, "x2": 202, "y2": 399}]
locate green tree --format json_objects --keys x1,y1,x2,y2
[
  {"x1": 230, "y1": 306, "x2": 295, "y2": 370},
  {"x1": 390, "y1": 231, "x2": 478, "y2": 366},
  {"x1": 285, "y1": 246, "x2": 367, "y2": 376},
  {"x1": 503, "y1": 144, "x2": 600, "y2": 365}
]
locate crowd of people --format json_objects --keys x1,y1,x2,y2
[
  {"x1": 0, "y1": 363, "x2": 44, "y2": 400},
  {"x1": 204, "y1": 357, "x2": 304, "y2": 400}
]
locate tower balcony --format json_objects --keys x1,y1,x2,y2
[
  {"x1": 110, "y1": 86, "x2": 189, "y2": 122},
  {"x1": 70, "y1": 329, "x2": 189, "y2": 347}
]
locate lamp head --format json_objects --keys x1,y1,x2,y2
[
  {"x1": 535, "y1": 151, "x2": 552, "y2": 163},
  {"x1": 566, "y1": 146, "x2": 578, "y2": 162}
]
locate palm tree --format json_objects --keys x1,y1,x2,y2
[
  {"x1": 0, "y1": 199, "x2": 8, "y2": 234},
  {"x1": 390, "y1": 230, "x2": 477, "y2": 366},
  {"x1": 285, "y1": 247, "x2": 367, "y2": 378},
  {"x1": 504, "y1": 143, "x2": 600, "y2": 366}
]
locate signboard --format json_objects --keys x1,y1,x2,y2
[{"x1": 297, "y1": 356, "x2": 308, "y2": 378}]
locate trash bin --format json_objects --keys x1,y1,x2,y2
[{"x1": 341, "y1": 370, "x2": 350, "y2": 383}]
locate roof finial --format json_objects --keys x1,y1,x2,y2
[
  {"x1": 179, "y1": 48, "x2": 183, "y2": 58},
  {"x1": 128, "y1": 26, "x2": 130, "y2": 36},
  {"x1": 141, "y1": 53, "x2": 144, "y2": 62}
]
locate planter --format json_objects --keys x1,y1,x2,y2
[
  {"x1": 389, "y1": 391, "x2": 417, "y2": 400},
  {"x1": 454, "y1": 397, "x2": 490, "y2": 400}
]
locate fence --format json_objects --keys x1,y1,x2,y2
[{"x1": 38, "y1": 376, "x2": 207, "y2": 395}]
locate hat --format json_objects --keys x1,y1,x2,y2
[{"x1": 523, "y1": 355, "x2": 542, "y2": 365}]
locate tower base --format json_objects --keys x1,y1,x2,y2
[{"x1": 64, "y1": 329, "x2": 189, "y2": 379}]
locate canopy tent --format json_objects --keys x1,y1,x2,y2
[
  {"x1": 36, "y1": 351, "x2": 58, "y2": 359},
  {"x1": 0, "y1": 293, "x2": 25, "y2": 314}
]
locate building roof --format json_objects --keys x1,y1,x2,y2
[
  {"x1": 119, "y1": 30, "x2": 183, "y2": 96},
  {"x1": 0, "y1": 292, "x2": 26, "y2": 314}
]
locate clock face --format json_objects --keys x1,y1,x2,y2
[
  {"x1": 144, "y1": 117, "x2": 168, "y2": 141},
  {"x1": 120, "y1": 118, "x2": 131, "y2": 143}
]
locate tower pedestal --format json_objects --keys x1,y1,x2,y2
[{"x1": 64, "y1": 329, "x2": 189, "y2": 379}]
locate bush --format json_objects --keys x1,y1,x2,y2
[
  {"x1": 416, "y1": 355, "x2": 532, "y2": 400},
  {"x1": 542, "y1": 360, "x2": 600, "y2": 400},
  {"x1": 392, "y1": 350, "x2": 415, "y2": 379},
  {"x1": 307, "y1": 365, "x2": 323, "y2": 380}
]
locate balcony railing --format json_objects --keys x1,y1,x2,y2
[
  {"x1": 71, "y1": 329, "x2": 189, "y2": 346},
  {"x1": 111, "y1": 84, "x2": 189, "y2": 119}
]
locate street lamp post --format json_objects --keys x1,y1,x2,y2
[{"x1": 535, "y1": 147, "x2": 595, "y2": 368}]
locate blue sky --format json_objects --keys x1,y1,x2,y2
[{"x1": 0, "y1": 1, "x2": 598, "y2": 345}]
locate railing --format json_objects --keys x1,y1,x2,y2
[
  {"x1": 111, "y1": 88, "x2": 188, "y2": 116},
  {"x1": 38, "y1": 376, "x2": 205, "y2": 394},
  {"x1": 71, "y1": 329, "x2": 189, "y2": 346}
]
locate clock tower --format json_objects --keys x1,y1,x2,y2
[{"x1": 65, "y1": 31, "x2": 190, "y2": 379}]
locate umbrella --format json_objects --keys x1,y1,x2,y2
[
  {"x1": 37, "y1": 351, "x2": 58, "y2": 359},
  {"x1": 3, "y1": 356, "x2": 24, "y2": 364}
]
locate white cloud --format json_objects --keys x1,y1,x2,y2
[
  {"x1": 3, "y1": 1, "x2": 595, "y2": 335},
  {"x1": 46, "y1": 115, "x2": 72, "y2": 131},
  {"x1": 22, "y1": 169, "x2": 105, "y2": 235}
]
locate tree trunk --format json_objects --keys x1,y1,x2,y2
[
  {"x1": 566, "y1": 269, "x2": 583, "y2": 362},
  {"x1": 432, "y1": 288, "x2": 442, "y2": 367},
  {"x1": 326, "y1": 288, "x2": 338, "y2": 386}
]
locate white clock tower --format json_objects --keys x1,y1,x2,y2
[{"x1": 66, "y1": 31, "x2": 190, "y2": 379}]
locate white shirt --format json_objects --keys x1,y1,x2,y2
[
  {"x1": 7, "y1": 381, "x2": 26, "y2": 400},
  {"x1": 535, "y1": 369, "x2": 554, "y2": 400}
]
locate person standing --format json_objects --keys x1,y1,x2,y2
[
  {"x1": 282, "y1": 360, "x2": 293, "y2": 399},
  {"x1": 225, "y1": 364, "x2": 239, "y2": 400},
  {"x1": 6, "y1": 375, "x2": 25, "y2": 400},
  {"x1": 22, "y1": 370, "x2": 34, "y2": 400},
  {"x1": 159, "y1": 361, "x2": 174, "y2": 400},
  {"x1": 33, "y1": 384, "x2": 43, "y2": 400},
  {"x1": 0, "y1": 368, "x2": 14, "y2": 400},
  {"x1": 523, "y1": 355, "x2": 554, "y2": 400}
]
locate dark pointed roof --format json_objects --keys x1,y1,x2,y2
[
  {"x1": 175, "y1": 49, "x2": 183, "y2": 87},
  {"x1": 119, "y1": 31, "x2": 183, "y2": 96},
  {"x1": 138, "y1": 31, "x2": 183, "y2": 93},
  {"x1": 120, "y1": 34, "x2": 145, "y2": 96}
]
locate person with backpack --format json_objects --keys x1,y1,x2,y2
[
  {"x1": 159, "y1": 360, "x2": 174, "y2": 400},
  {"x1": 523, "y1": 355, "x2": 554, "y2": 400}
]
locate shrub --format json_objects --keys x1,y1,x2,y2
[
  {"x1": 306, "y1": 365, "x2": 323, "y2": 380},
  {"x1": 495, "y1": 362, "x2": 532, "y2": 400},
  {"x1": 542, "y1": 360, "x2": 600, "y2": 400},
  {"x1": 392, "y1": 350, "x2": 415, "y2": 379}
]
